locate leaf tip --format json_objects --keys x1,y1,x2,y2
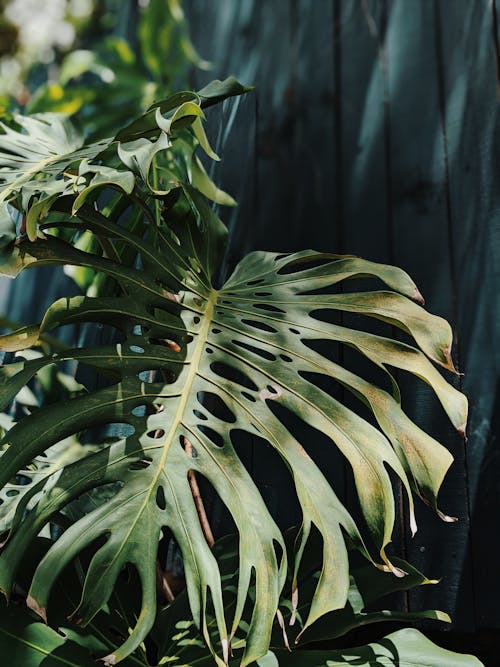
[
  {"x1": 409, "y1": 510, "x2": 418, "y2": 538},
  {"x1": 379, "y1": 561, "x2": 407, "y2": 578},
  {"x1": 276, "y1": 608, "x2": 291, "y2": 651},
  {"x1": 437, "y1": 509, "x2": 458, "y2": 523},
  {"x1": 222, "y1": 637, "x2": 229, "y2": 665},
  {"x1": 26, "y1": 595, "x2": 47, "y2": 623},
  {"x1": 412, "y1": 286, "x2": 425, "y2": 305},
  {"x1": 457, "y1": 422, "x2": 467, "y2": 441},
  {"x1": 101, "y1": 654, "x2": 117, "y2": 666},
  {"x1": 289, "y1": 586, "x2": 298, "y2": 626}
]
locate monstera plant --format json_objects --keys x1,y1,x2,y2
[{"x1": 0, "y1": 78, "x2": 482, "y2": 667}]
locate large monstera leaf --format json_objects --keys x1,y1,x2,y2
[
  {"x1": 0, "y1": 211, "x2": 466, "y2": 664},
  {"x1": 0, "y1": 97, "x2": 466, "y2": 666}
]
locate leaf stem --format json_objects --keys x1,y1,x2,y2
[{"x1": 184, "y1": 436, "x2": 215, "y2": 548}]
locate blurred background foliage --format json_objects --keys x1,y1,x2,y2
[{"x1": 0, "y1": 0, "x2": 209, "y2": 138}]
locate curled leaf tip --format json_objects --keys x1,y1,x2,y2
[
  {"x1": 26, "y1": 595, "x2": 47, "y2": 623},
  {"x1": 379, "y1": 561, "x2": 407, "y2": 578},
  {"x1": 101, "y1": 654, "x2": 117, "y2": 666},
  {"x1": 412, "y1": 286, "x2": 425, "y2": 305},
  {"x1": 392, "y1": 565, "x2": 407, "y2": 578},
  {"x1": 442, "y1": 344, "x2": 459, "y2": 374},
  {"x1": 437, "y1": 509, "x2": 458, "y2": 523}
]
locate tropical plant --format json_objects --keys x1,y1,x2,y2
[{"x1": 0, "y1": 77, "x2": 481, "y2": 667}]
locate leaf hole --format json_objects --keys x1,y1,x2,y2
[
  {"x1": 180, "y1": 436, "x2": 198, "y2": 457},
  {"x1": 148, "y1": 429, "x2": 165, "y2": 439},
  {"x1": 129, "y1": 458, "x2": 153, "y2": 470},
  {"x1": 159, "y1": 339, "x2": 182, "y2": 353},
  {"x1": 206, "y1": 347, "x2": 214, "y2": 354},
  {"x1": 129, "y1": 345, "x2": 144, "y2": 353},
  {"x1": 232, "y1": 339, "x2": 276, "y2": 361},
  {"x1": 197, "y1": 391, "x2": 236, "y2": 423},
  {"x1": 132, "y1": 405, "x2": 147, "y2": 417},
  {"x1": 277, "y1": 255, "x2": 332, "y2": 274},
  {"x1": 211, "y1": 328, "x2": 221, "y2": 334},
  {"x1": 197, "y1": 424, "x2": 224, "y2": 448},
  {"x1": 194, "y1": 409, "x2": 207, "y2": 421},
  {"x1": 254, "y1": 291, "x2": 272, "y2": 297},
  {"x1": 210, "y1": 361, "x2": 258, "y2": 391},
  {"x1": 241, "y1": 391, "x2": 256, "y2": 402},
  {"x1": 139, "y1": 370, "x2": 155, "y2": 382},
  {"x1": 247, "y1": 278, "x2": 265, "y2": 286},
  {"x1": 241, "y1": 318, "x2": 278, "y2": 333},
  {"x1": 280, "y1": 354, "x2": 293, "y2": 362},
  {"x1": 16, "y1": 474, "x2": 32, "y2": 485},
  {"x1": 253, "y1": 303, "x2": 285, "y2": 314},
  {"x1": 156, "y1": 486, "x2": 166, "y2": 510}
]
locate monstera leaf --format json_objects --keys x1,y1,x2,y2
[{"x1": 0, "y1": 93, "x2": 467, "y2": 667}]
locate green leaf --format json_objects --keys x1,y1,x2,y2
[
  {"x1": 190, "y1": 155, "x2": 236, "y2": 206},
  {"x1": 72, "y1": 162, "x2": 135, "y2": 213},
  {"x1": 0, "y1": 605, "x2": 99, "y2": 667},
  {"x1": 271, "y1": 628, "x2": 483, "y2": 666},
  {"x1": 0, "y1": 324, "x2": 40, "y2": 351},
  {"x1": 277, "y1": 547, "x2": 450, "y2": 646},
  {"x1": 0, "y1": 113, "x2": 111, "y2": 237},
  {"x1": 0, "y1": 204, "x2": 16, "y2": 252},
  {"x1": 198, "y1": 76, "x2": 255, "y2": 108}
]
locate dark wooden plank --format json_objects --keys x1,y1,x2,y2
[
  {"x1": 437, "y1": 0, "x2": 500, "y2": 630},
  {"x1": 338, "y1": 0, "x2": 391, "y2": 262}
]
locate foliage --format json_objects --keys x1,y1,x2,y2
[
  {"x1": 0, "y1": 534, "x2": 483, "y2": 666},
  {"x1": 0, "y1": 76, "x2": 481, "y2": 667},
  {"x1": 26, "y1": 0, "x2": 209, "y2": 139}
]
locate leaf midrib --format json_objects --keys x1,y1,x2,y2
[{"x1": 155, "y1": 288, "x2": 216, "y2": 478}]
